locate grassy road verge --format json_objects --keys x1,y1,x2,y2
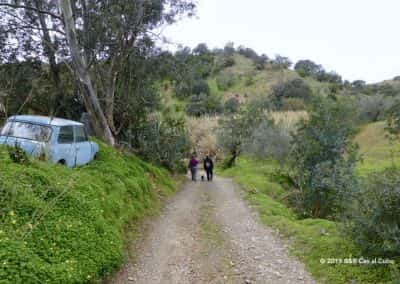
[
  {"x1": 0, "y1": 142, "x2": 176, "y2": 283},
  {"x1": 219, "y1": 158, "x2": 394, "y2": 283}
]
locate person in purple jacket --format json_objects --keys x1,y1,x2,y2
[{"x1": 188, "y1": 155, "x2": 199, "y2": 181}]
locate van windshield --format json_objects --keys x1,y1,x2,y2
[{"x1": 1, "y1": 121, "x2": 52, "y2": 142}]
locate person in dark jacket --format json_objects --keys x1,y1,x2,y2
[
  {"x1": 203, "y1": 155, "x2": 214, "y2": 181},
  {"x1": 188, "y1": 155, "x2": 199, "y2": 181}
]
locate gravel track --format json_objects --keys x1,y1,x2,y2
[{"x1": 108, "y1": 175, "x2": 315, "y2": 284}]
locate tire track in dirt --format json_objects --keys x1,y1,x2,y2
[{"x1": 108, "y1": 175, "x2": 315, "y2": 284}]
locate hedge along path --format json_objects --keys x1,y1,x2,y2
[{"x1": 109, "y1": 175, "x2": 315, "y2": 284}]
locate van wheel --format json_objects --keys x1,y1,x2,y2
[
  {"x1": 58, "y1": 160, "x2": 66, "y2": 166},
  {"x1": 94, "y1": 153, "x2": 98, "y2": 160}
]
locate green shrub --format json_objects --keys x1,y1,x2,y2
[
  {"x1": 185, "y1": 93, "x2": 223, "y2": 117},
  {"x1": 192, "y1": 79, "x2": 210, "y2": 95},
  {"x1": 135, "y1": 109, "x2": 191, "y2": 172},
  {"x1": 224, "y1": 97, "x2": 240, "y2": 114},
  {"x1": 289, "y1": 97, "x2": 359, "y2": 219},
  {"x1": 174, "y1": 81, "x2": 192, "y2": 99},
  {"x1": 216, "y1": 74, "x2": 235, "y2": 91},
  {"x1": 220, "y1": 157, "x2": 394, "y2": 283},
  {"x1": 356, "y1": 94, "x2": 397, "y2": 123},
  {"x1": 279, "y1": 98, "x2": 307, "y2": 111},
  {"x1": 346, "y1": 168, "x2": 400, "y2": 259},
  {"x1": 0, "y1": 142, "x2": 175, "y2": 283},
  {"x1": 271, "y1": 78, "x2": 312, "y2": 109},
  {"x1": 244, "y1": 120, "x2": 292, "y2": 164}
]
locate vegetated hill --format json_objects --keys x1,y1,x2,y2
[
  {"x1": 355, "y1": 121, "x2": 400, "y2": 176},
  {"x1": 207, "y1": 53, "x2": 328, "y2": 103},
  {"x1": 0, "y1": 142, "x2": 176, "y2": 283},
  {"x1": 197, "y1": 52, "x2": 400, "y2": 106}
]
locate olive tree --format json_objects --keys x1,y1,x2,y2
[{"x1": 217, "y1": 104, "x2": 266, "y2": 167}]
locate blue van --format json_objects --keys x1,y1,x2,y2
[{"x1": 0, "y1": 115, "x2": 99, "y2": 167}]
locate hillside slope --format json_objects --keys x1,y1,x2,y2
[
  {"x1": 207, "y1": 53, "x2": 330, "y2": 103},
  {"x1": 355, "y1": 121, "x2": 400, "y2": 175},
  {"x1": 0, "y1": 143, "x2": 176, "y2": 283}
]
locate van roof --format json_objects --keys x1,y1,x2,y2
[{"x1": 8, "y1": 115, "x2": 84, "y2": 127}]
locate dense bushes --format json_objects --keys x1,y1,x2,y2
[
  {"x1": 244, "y1": 120, "x2": 292, "y2": 164},
  {"x1": 216, "y1": 73, "x2": 236, "y2": 91},
  {"x1": 174, "y1": 79, "x2": 210, "y2": 99},
  {"x1": 185, "y1": 93, "x2": 223, "y2": 117},
  {"x1": 224, "y1": 97, "x2": 240, "y2": 114},
  {"x1": 271, "y1": 78, "x2": 312, "y2": 109},
  {"x1": 346, "y1": 168, "x2": 400, "y2": 259},
  {"x1": 288, "y1": 97, "x2": 359, "y2": 219},
  {"x1": 192, "y1": 79, "x2": 210, "y2": 96},
  {"x1": 133, "y1": 108, "x2": 190, "y2": 172},
  {"x1": 356, "y1": 94, "x2": 397, "y2": 123},
  {"x1": 0, "y1": 143, "x2": 175, "y2": 283},
  {"x1": 294, "y1": 59, "x2": 342, "y2": 84}
]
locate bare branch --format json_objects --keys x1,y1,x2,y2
[{"x1": 0, "y1": 2, "x2": 63, "y2": 21}]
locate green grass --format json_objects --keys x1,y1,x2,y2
[
  {"x1": 220, "y1": 157, "x2": 394, "y2": 283},
  {"x1": 0, "y1": 142, "x2": 176, "y2": 283},
  {"x1": 355, "y1": 121, "x2": 400, "y2": 176}
]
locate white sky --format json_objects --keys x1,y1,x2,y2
[{"x1": 162, "y1": 0, "x2": 400, "y2": 83}]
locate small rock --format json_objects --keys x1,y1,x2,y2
[
  {"x1": 223, "y1": 275, "x2": 228, "y2": 280},
  {"x1": 245, "y1": 280, "x2": 251, "y2": 284},
  {"x1": 254, "y1": 256, "x2": 262, "y2": 260},
  {"x1": 230, "y1": 261, "x2": 235, "y2": 266},
  {"x1": 128, "y1": 277, "x2": 135, "y2": 282}
]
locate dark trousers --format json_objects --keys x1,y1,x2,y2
[
  {"x1": 205, "y1": 168, "x2": 213, "y2": 181},
  {"x1": 190, "y1": 167, "x2": 197, "y2": 181}
]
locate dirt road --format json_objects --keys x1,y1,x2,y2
[{"x1": 109, "y1": 175, "x2": 315, "y2": 284}]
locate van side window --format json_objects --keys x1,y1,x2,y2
[
  {"x1": 58, "y1": 126, "x2": 74, "y2": 144},
  {"x1": 75, "y1": 126, "x2": 88, "y2": 142}
]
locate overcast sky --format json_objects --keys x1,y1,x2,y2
[{"x1": 162, "y1": 0, "x2": 400, "y2": 83}]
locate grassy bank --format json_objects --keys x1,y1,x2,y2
[
  {"x1": 0, "y1": 142, "x2": 176, "y2": 283},
  {"x1": 220, "y1": 158, "x2": 394, "y2": 283},
  {"x1": 355, "y1": 121, "x2": 400, "y2": 176}
]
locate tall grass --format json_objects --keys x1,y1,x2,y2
[{"x1": 270, "y1": 110, "x2": 308, "y2": 128}]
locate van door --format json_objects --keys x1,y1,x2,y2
[
  {"x1": 74, "y1": 126, "x2": 92, "y2": 166},
  {"x1": 57, "y1": 126, "x2": 76, "y2": 167}
]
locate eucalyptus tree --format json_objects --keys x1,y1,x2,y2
[
  {"x1": 58, "y1": 0, "x2": 195, "y2": 145},
  {"x1": 0, "y1": 0, "x2": 65, "y2": 114},
  {"x1": 1, "y1": 0, "x2": 195, "y2": 145}
]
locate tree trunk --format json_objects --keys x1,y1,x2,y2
[
  {"x1": 34, "y1": 0, "x2": 63, "y2": 116},
  {"x1": 58, "y1": 0, "x2": 115, "y2": 145},
  {"x1": 104, "y1": 70, "x2": 117, "y2": 133}
]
